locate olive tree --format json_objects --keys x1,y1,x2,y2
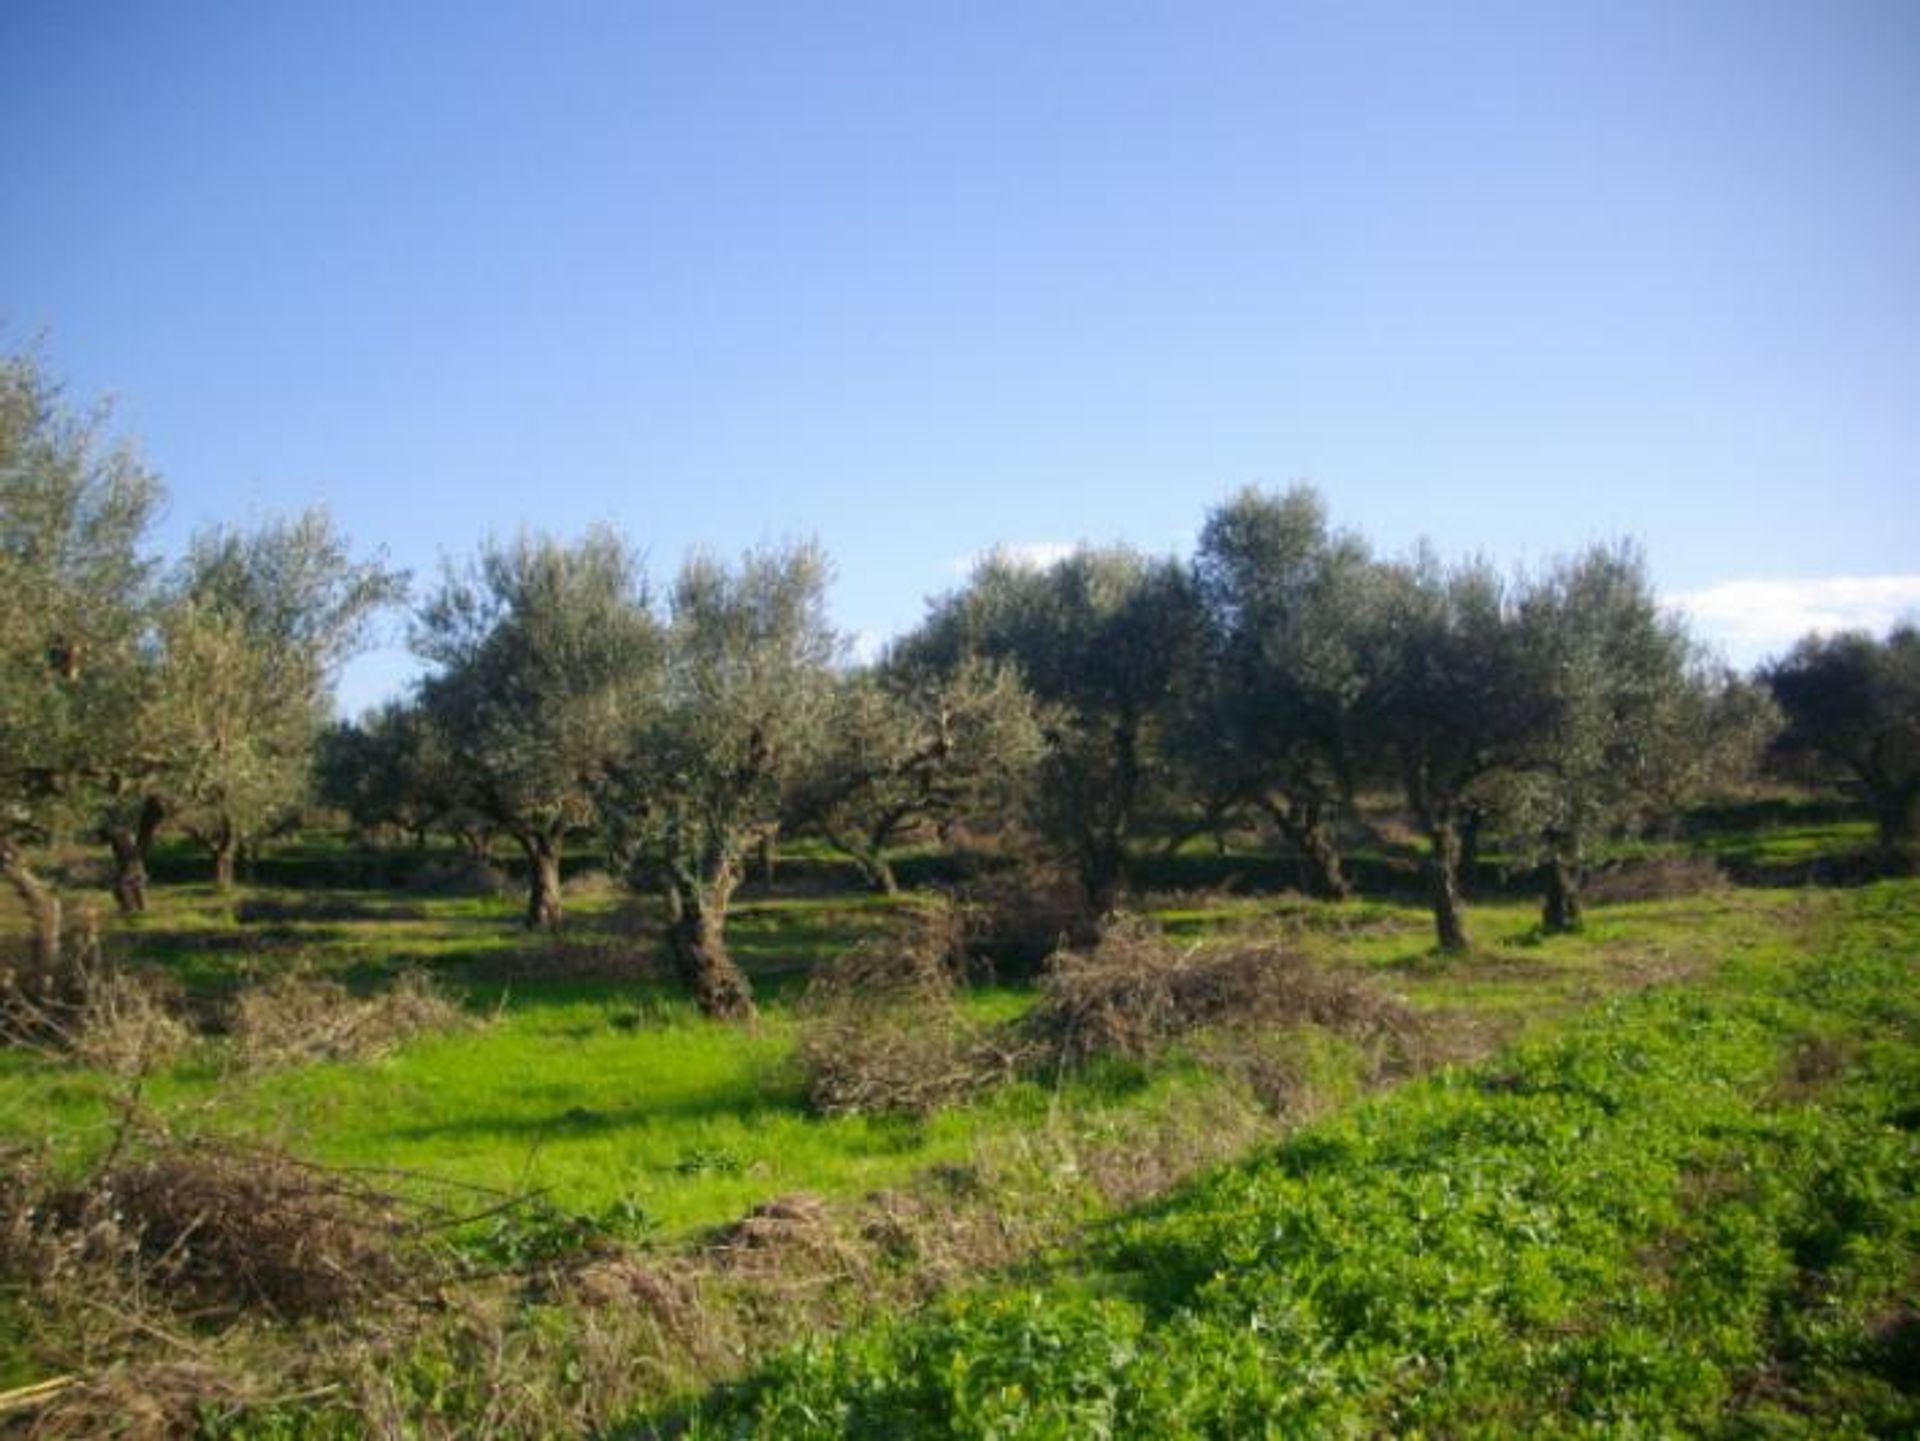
[
  {"x1": 1766, "y1": 625, "x2": 1920, "y2": 868},
  {"x1": 600, "y1": 543, "x2": 838, "y2": 1021},
  {"x1": 165, "y1": 512, "x2": 404, "y2": 889},
  {"x1": 902, "y1": 547, "x2": 1199, "y2": 916},
  {"x1": 315, "y1": 700, "x2": 480, "y2": 851},
  {"x1": 1188, "y1": 486, "x2": 1385, "y2": 899},
  {"x1": 1369, "y1": 553, "x2": 1553, "y2": 952},
  {"x1": 793, "y1": 656, "x2": 1045, "y2": 894},
  {"x1": 1504, "y1": 544, "x2": 1773, "y2": 932},
  {"x1": 0, "y1": 351, "x2": 162, "y2": 967},
  {"x1": 414, "y1": 530, "x2": 660, "y2": 929}
]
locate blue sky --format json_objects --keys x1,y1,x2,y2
[{"x1": 5, "y1": 1, "x2": 1917, "y2": 714}]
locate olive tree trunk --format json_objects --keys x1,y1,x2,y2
[
  {"x1": 666, "y1": 861, "x2": 756, "y2": 1021},
  {"x1": 104, "y1": 797, "x2": 167, "y2": 916},
  {"x1": 1540, "y1": 833, "x2": 1585, "y2": 935},
  {"x1": 0, "y1": 838, "x2": 62, "y2": 976},
  {"x1": 518, "y1": 831, "x2": 564, "y2": 931},
  {"x1": 1263, "y1": 798, "x2": 1352, "y2": 901},
  {"x1": 1427, "y1": 819, "x2": 1470, "y2": 953},
  {"x1": 822, "y1": 824, "x2": 900, "y2": 896},
  {"x1": 209, "y1": 823, "x2": 239, "y2": 893},
  {"x1": 1875, "y1": 786, "x2": 1920, "y2": 873},
  {"x1": 1078, "y1": 842, "x2": 1125, "y2": 922}
]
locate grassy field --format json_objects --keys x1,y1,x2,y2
[
  {"x1": 680, "y1": 882, "x2": 1920, "y2": 1438},
  {"x1": 2, "y1": 812, "x2": 1915, "y2": 1434}
]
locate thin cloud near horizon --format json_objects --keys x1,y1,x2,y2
[
  {"x1": 948, "y1": 541, "x2": 1080, "y2": 577},
  {"x1": 1667, "y1": 575, "x2": 1920, "y2": 667}
]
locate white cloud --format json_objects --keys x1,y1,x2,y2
[
  {"x1": 949, "y1": 540, "x2": 1079, "y2": 576},
  {"x1": 1667, "y1": 575, "x2": 1920, "y2": 667}
]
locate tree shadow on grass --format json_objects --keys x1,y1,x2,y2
[{"x1": 370, "y1": 1080, "x2": 883, "y2": 1149}]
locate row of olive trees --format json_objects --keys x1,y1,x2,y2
[
  {"x1": 13, "y1": 349, "x2": 1915, "y2": 997},
  {"x1": 324, "y1": 489, "x2": 1919, "y2": 999},
  {"x1": 1, "y1": 352, "x2": 402, "y2": 970},
  {"x1": 900, "y1": 489, "x2": 1784, "y2": 953},
  {"x1": 343, "y1": 532, "x2": 1045, "y2": 1022}
]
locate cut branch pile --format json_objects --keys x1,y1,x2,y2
[
  {"x1": 228, "y1": 968, "x2": 469, "y2": 1069},
  {"x1": 1025, "y1": 915, "x2": 1422, "y2": 1069},
  {"x1": 795, "y1": 911, "x2": 1031, "y2": 1117}
]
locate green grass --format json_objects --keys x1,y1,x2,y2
[
  {"x1": 674, "y1": 882, "x2": 1920, "y2": 1438},
  {"x1": 0, "y1": 873, "x2": 1804, "y2": 1246},
  {"x1": 7, "y1": 808, "x2": 1913, "y2": 1430},
  {"x1": 0, "y1": 881, "x2": 1238, "y2": 1245}
]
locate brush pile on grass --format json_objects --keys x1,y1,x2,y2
[
  {"x1": 0, "y1": 929, "x2": 193, "y2": 1076},
  {"x1": 404, "y1": 858, "x2": 511, "y2": 897},
  {"x1": 228, "y1": 968, "x2": 468, "y2": 1069},
  {"x1": 1585, "y1": 854, "x2": 1728, "y2": 904},
  {"x1": 0, "y1": 1129, "x2": 463, "y2": 1435},
  {"x1": 89, "y1": 1140, "x2": 424, "y2": 1318},
  {"x1": 795, "y1": 910, "x2": 1030, "y2": 1117},
  {"x1": 955, "y1": 862, "x2": 1095, "y2": 972},
  {"x1": 1025, "y1": 915, "x2": 1421, "y2": 1070},
  {"x1": 2, "y1": 1132, "x2": 433, "y2": 1353}
]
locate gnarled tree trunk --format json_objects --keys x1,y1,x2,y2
[
  {"x1": 861, "y1": 851, "x2": 900, "y2": 897},
  {"x1": 823, "y1": 824, "x2": 899, "y2": 896},
  {"x1": 1540, "y1": 832, "x2": 1585, "y2": 934},
  {"x1": 104, "y1": 796, "x2": 168, "y2": 916},
  {"x1": 1264, "y1": 798, "x2": 1352, "y2": 902},
  {"x1": 1, "y1": 838, "x2": 62, "y2": 976},
  {"x1": 1078, "y1": 840, "x2": 1125, "y2": 923},
  {"x1": 206, "y1": 820, "x2": 239, "y2": 893},
  {"x1": 1875, "y1": 786, "x2": 1920, "y2": 874},
  {"x1": 1427, "y1": 818, "x2": 1469, "y2": 953},
  {"x1": 667, "y1": 863, "x2": 755, "y2": 1021},
  {"x1": 519, "y1": 831, "x2": 564, "y2": 930},
  {"x1": 1458, "y1": 805, "x2": 1487, "y2": 895}
]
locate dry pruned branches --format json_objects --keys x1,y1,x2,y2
[
  {"x1": 80, "y1": 1140, "x2": 425, "y2": 1319},
  {"x1": 1584, "y1": 854, "x2": 1728, "y2": 904},
  {"x1": 227, "y1": 968, "x2": 469, "y2": 1070},
  {"x1": 1024, "y1": 914, "x2": 1422, "y2": 1070},
  {"x1": 795, "y1": 910, "x2": 1031, "y2": 1117},
  {"x1": 0, "y1": 925, "x2": 193, "y2": 1076}
]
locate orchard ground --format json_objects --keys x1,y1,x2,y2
[{"x1": 0, "y1": 801, "x2": 1913, "y2": 1436}]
